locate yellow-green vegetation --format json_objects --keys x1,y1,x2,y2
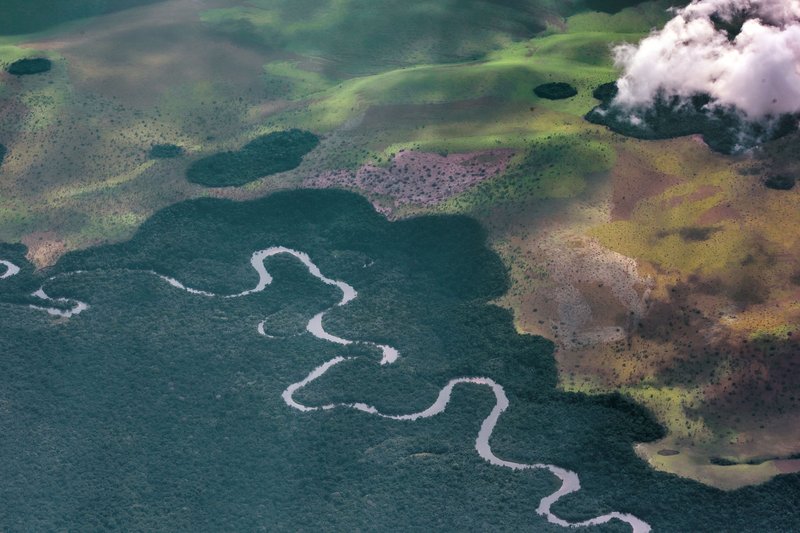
[
  {"x1": 441, "y1": 133, "x2": 616, "y2": 212},
  {"x1": 750, "y1": 324, "x2": 795, "y2": 342},
  {"x1": 636, "y1": 441, "x2": 784, "y2": 490},
  {"x1": 0, "y1": 0, "x2": 668, "y2": 252},
  {"x1": 201, "y1": 0, "x2": 557, "y2": 77},
  {"x1": 266, "y1": 31, "x2": 646, "y2": 132},
  {"x1": 262, "y1": 61, "x2": 330, "y2": 99},
  {"x1": 567, "y1": 379, "x2": 712, "y2": 443}
]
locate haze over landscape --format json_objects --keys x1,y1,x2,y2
[{"x1": 1, "y1": 0, "x2": 800, "y2": 531}]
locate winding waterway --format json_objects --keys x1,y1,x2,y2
[
  {"x1": 0, "y1": 259, "x2": 19, "y2": 279},
  {"x1": 1, "y1": 250, "x2": 650, "y2": 532}
]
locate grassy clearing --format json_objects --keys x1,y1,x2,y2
[
  {"x1": 441, "y1": 131, "x2": 616, "y2": 211},
  {"x1": 266, "y1": 30, "x2": 643, "y2": 132}
]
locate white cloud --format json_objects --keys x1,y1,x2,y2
[{"x1": 613, "y1": 0, "x2": 800, "y2": 119}]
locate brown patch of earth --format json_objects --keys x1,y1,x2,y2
[
  {"x1": 610, "y1": 148, "x2": 680, "y2": 221},
  {"x1": 666, "y1": 184, "x2": 720, "y2": 208},
  {"x1": 696, "y1": 204, "x2": 740, "y2": 225},
  {"x1": 774, "y1": 459, "x2": 800, "y2": 474},
  {"x1": 304, "y1": 148, "x2": 515, "y2": 212},
  {"x1": 22, "y1": 232, "x2": 67, "y2": 268}
]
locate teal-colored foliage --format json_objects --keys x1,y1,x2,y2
[
  {"x1": 764, "y1": 174, "x2": 796, "y2": 191},
  {"x1": 6, "y1": 57, "x2": 51, "y2": 75},
  {"x1": 1, "y1": 190, "x2": 799, "y2": 531},
  {"x1": 0, "y1": 243, "x2": 36, "y2": 305},
  {"x1": 148, "y1": 143, "x2": 184, "y2": 159},
  {"x1": 0, "y1": 243, "x2": 73, "y2": 310},
  {"x1": 534, "y1": 82, "x2": 578, "y2": 100},
  {"x1": 186, "y1": 129, "x2": 320, "y2": 187},
  {"x1": 582, "y1": 0, "x2": 654, "y2": 13}
]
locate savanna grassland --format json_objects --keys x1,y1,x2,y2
[{"x1": 0, "y1": 0, "x2": 799, "y2": 511}]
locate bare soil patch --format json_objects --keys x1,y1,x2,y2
[
  {"x1": 610, "y1": 149, "x2": 680, "y2": 221},
  {"x1": 697, "y1": 205, "x2": 739, "y2": 225},
  {"x1": 305, "y1": 149, "x2": 515, "y2": 211}
]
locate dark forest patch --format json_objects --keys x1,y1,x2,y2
[
  {"x1": 656, "y1": 226, "x2": 720, "y2": 243},
  {"x1": 7, "y1": 57, "x2": 51, "y2": 76},
  {"x1": 186, "y1": 129, "x2": 319, "y2": 187},
  {"x1": 534, "y1": 82, "x2": 578, "y2": 100},
  {"x1": 764, "y1": 175, "x2": 796, "y2": 191},
  {"x1": 148, "y1": 143, "x2": 184, "y2": 159},
  {"x1": 678, "y1": 226, "x2": 720, "y2": 242},
  {"x1": 592, "y1": 81, "x2": 618, "y2": 103}
]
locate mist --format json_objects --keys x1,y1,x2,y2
[{"x1": 612, "y1": 0, "x2": 800, "y2": 119}]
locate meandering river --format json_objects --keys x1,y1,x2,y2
[{"x1": 1, "y1": 249, "x2": 651, "y2": 532}]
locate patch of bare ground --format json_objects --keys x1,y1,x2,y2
[
  {"x1": 610, "y1": 148, "x2": 679, "y2": 221},
  {"x1": 536, "y1": 234, "x2": 652, "y2": 348},
  {"x1": 22, "y1": 232, "x2": 67, "y2": 268},
  {"x1": 304, "y1": 149, "x2": 515, "y2": 212}
]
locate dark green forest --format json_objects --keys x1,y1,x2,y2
[
  {"x1": 1, "y1": 190, "x2": 799, "y2": 531},
  {"x1": 186, "y1": 130, "x2": 319, "y2": 187},
  {"x1": 534, "y1": 82, "x2": 578, "y2": 100},
  {"x1": 6, "y1": 57, "x2": 52, "y2": 76},
  {"x1": 148, "y1": 143, "x2": 184, "y2": 160}
]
